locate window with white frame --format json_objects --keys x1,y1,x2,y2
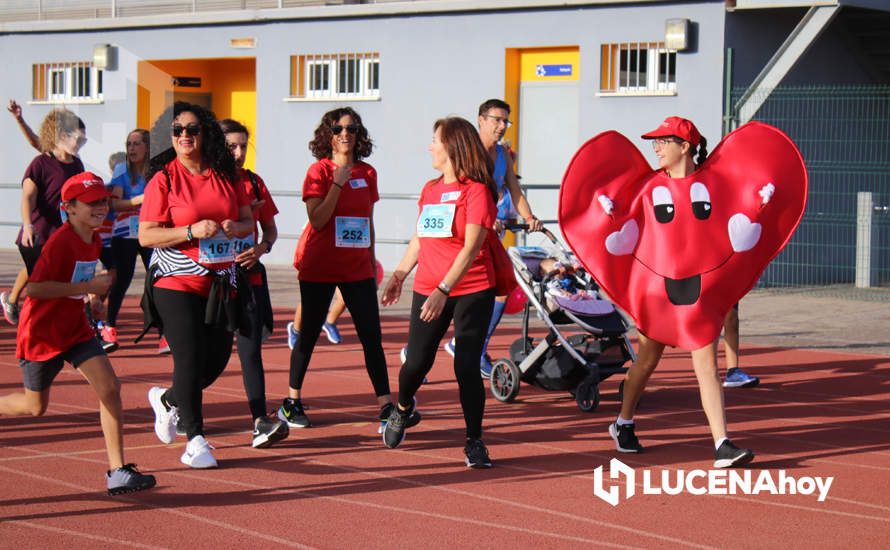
[
  {"x1": 600, "y1": 42, "x2": 676, "y2": 94},
  {"x1": 290, "y1": 53, "x2": 380, "y2": 100},
  {"x1": 32, "y1": 61, "x2": 104, "y2": 102}
]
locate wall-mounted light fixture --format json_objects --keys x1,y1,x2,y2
[
  {"x1": 665, "y1": 19, "x2": 690, "y2": 51},
  {"x1": 230, "y1": 37, "x2": 257, "y2": 49},
  {"x1": 93, "y1": 44, "x2": 118, "y2": 70}
]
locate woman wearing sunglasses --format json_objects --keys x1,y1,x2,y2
[
  {"x1": 139, "y1": 102, "x2": 254, "y2": 469},
  {"x1": 278, "y1": 107, "x2": 404, "y2": 432}
]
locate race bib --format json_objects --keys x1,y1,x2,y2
[
  {"x1": 335, "y1": 216, "x2": 371, "y2": 248},
  {"x1": 198, "y1": 233, "x2": 235, "y2": 264},
  {"x1": 70, "y1": 260, "x2": 97, "y2": 300},
  {"x1": 231, "y1": 234, "x2": 256, "y2": 255},
  {"x1": 417, "y1": 204, "x2": 455, "y2": 238}
]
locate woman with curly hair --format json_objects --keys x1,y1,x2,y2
[
  {"x1": 278, "y1": 107, "x2": 410, "y2": 433},
  {"x1": 1, "y1": 108, "x2": 86, "y2": 326},
  {"x1": 140, "y1": 102, "x2": 254, "y2": 468}
]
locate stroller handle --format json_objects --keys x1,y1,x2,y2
[{"x1": 503, "y1": 222, "x2": 558, "y2": 244}]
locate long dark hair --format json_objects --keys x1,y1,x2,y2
[
  {"x1": 433, "y1": 117, "x2": 496, "y2": 202},
  {"x1": 147, "y1": 101, "x2": 237, "y2": 183},
  {"x1": 308, "y1": 107, "x2": 373, "y2": 161}
]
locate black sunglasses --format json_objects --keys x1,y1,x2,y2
[
  {"x1": 331, "y1": 124, "x2": 359, "y2": 135},
  {"x1": 172, "y1": 124, "x2": 201, "y2": 137}
]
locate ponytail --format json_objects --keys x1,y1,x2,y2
[{"x1": 695, "y1": 136, "x2": 709, "y2": 167}]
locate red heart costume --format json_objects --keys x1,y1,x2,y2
[{"x1": 559, "y1": 122, "x2": 808, "y2": 349}]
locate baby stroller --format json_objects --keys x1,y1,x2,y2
[{"x1": 489, "y1": 225, "x2": 636, "y2": 412}]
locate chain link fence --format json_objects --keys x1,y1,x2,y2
[{"x1": 732, "y1": 85, "x2": 890, "y2": 301}]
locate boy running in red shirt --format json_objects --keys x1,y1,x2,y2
[{"x1": 0, "y1": 172, "x2": 156, "y2": 495}]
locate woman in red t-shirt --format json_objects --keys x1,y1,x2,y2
[
  {"x1": 139, "y1": 102, "x2": 254, "y2": 469},
  {"x1": 277, "y1": 107, "x2": 398, "y2": 431},
  {"x1": 381, "y1": 117, "x2": 498, "y2": 468}
]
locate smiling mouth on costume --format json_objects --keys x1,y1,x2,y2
[{"x1": 664, "y1": 274, "x2": 701, "y2": 305}]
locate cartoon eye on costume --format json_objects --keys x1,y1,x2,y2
[
  {"x1": 690, "y1": 182, "x2": 711, "y2": 220},
  {"x1": 652, "y1": 186, "x2": 674, "y2": 223}
]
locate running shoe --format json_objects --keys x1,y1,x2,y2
[
  {"x1": 714, "y1": 439, "x2": 755, "y2": 468},
  {"x1": 378, "y1": 398, "x2": 421, "y2": 434},
  {"x1": 252, "y1": 416, "x2": 289, "y2": 448},
  {"x1": 99, "y1": 324, "x2": 119, "y2": 353},
  {"x1": 382, "y1": 403, "x2": 416, "y2": 449},
  {"x1": 723, "y1": 367, "x2": 760, "y2": 388},
  {"x1": 286, "y1": 322, "x2": 300, "y2": 351},
  {"x1": 181, "y1": 435, "x2": 218, "y2": 469},
  {"x1": 609, "y1": 422, "x2": 644, "y2": 453},
  {"x1": 148, "y1": 386, "x2": 178, "y2": 444},
  {"x1": 322, "y1": 322, "x2": 342, "y2": 344},
  {"x1": 107, "y1": 464, "x2": 157, "y2": 496},
  {"x1": 277, "y1": 397, "x2": 310, "y2": 428},
  {"x1": 480, "y1": 354, "x2": 493, "y2": 378},
  {"x1": 464, "y1": 438, "x2": 493, "y2": 469},
  {"x1": 158, "y1": 335, "x2": 171, "y2": 355},
  {"x1": 1, "y1": 291, "x2": 19, "y2": 325},
  {"x1": 443, "y1": 337, "x2": 456, "y2": 357}
]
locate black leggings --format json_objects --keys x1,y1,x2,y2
[
  {"x1": 107, "y1": 237, "x2": 153, "y2": 326},
  {"x1": 154, "y1": 287, "x2": 233, "y2": 440},
  {"x1": 289, "y1": 278, "x2": 390, "y2": 398},
  {"x1": 236, "y1": 282, "x2": 271, "y2": 420},
  {"x1": 400, "y1": 288, "x2": 495, "y2": 439}
]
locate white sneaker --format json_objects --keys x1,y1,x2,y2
[
  {"x1": 148, "y1": 386, "x2": 178, "y2": 444},
  {"x1": 181, "y1": 435, "x2": 218, "y2": 469}
]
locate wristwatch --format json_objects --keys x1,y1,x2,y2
[{"x1": 261, "y1": 240, "x2": 273, "y2": 253}]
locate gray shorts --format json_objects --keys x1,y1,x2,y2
[{"x1": 19, "y1": 337, "x2": 105, "y2": 391}]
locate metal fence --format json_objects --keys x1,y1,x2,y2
[{"x1": 731, "y1": 85, "x2": 890, "y2": 301}]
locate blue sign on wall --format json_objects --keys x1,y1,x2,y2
[{"x1": 535, "y1": 64, "x2": 573, "y2": 77}]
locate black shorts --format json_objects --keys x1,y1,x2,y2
[
  {"x1": 19, "y1": 337, "x2": 105, "y2": 391},
  {"x1": 18, "y1": 244, "x2": 43, "y2": 275}
]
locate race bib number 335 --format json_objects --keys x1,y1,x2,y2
[{"x1": 417, "y1": 204, "x2": 455, "y2": 238}]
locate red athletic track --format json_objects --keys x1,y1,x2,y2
[{"x1": 1, "y1": 298, "x2": 888, "y2": 549}]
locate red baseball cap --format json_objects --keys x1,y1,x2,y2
[
  {"x1": 641, "y1": 116, "x2": 701, "y2": 147},
  {"x1": 61, "y1": 171, "x2": 110, "y2": 203}
]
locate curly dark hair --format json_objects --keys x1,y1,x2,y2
[
  {"x1": 308, "y1": 107, "x2": 373, "y2": 161},
  {"x1": 147, "y1": 101, "x2": 237, "y2": 183}
]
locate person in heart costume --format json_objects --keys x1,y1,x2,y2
[{"x1": 559, "y1": 117, "x2": 807, "y2": 467}]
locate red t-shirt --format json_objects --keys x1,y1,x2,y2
[
  {"x1": 140, "y1": 158, "x2": 250, "y2": 296},
  {"x1": 16, "y1": 223, "x2": 101, "y2": 362},
  {"x1": 414, "y1": 177, "x2": 497, "y2": 296},
  {"x1": 238, "y1": 169, "x2": 278, "y2": 286},
  {"x1": 295, "y1": 159, "x2": 379, "y2": 283}
]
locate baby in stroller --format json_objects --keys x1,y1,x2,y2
[{"x1": 489, "y1": 228, "x2": 636, "y2": 411}]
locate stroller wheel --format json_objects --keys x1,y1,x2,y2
[
  {"x1": 576, "y1": 381, "x2": 600, "y2": 412},
  {"x1": 490, "y1": 359, "x2": 521, "y2": 403}
]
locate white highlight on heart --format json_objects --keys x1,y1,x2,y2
[
  {"x1": 728, "y1": 213, "x2": 762, "y2": 252},
  {"x1": 759, "y1": 182, "x2": 775, "y2": 205},
  {"x1": 605, "y1": 220, "x2": 639, "y2": 256},
  {"x1": 598, "y1": 195, "x2": 614, "y2": 215}
]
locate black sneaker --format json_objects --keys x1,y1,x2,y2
[
  {"x1": 107, "y1": 464, "x2": 156, "y2": 496},
  {"x1": 277, "y1": 398, "x2": 310, "y2": 428},
  {"x1": 378, "y1": 400, "x2": 422, "y2": 434},
  {"x1": 714, "y1": 439, "x2": 754, "y2": 468},
  {"x1": 252, "y1": 416, "x2": 289, "y2": 448},
  {"x1": 609, "y1": 422, "x2": 644, "y2": 453},
  {"x1": 464, "y1": 438, "x2": 493, "y2": 468},
  {"x1": 383, "y1": 405, "x2": 415, "y2": 448}
]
